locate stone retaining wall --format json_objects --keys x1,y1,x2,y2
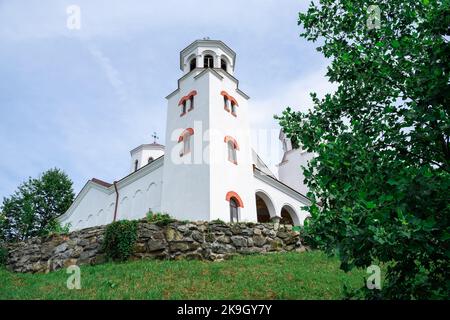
[{"x1": 5, "y1": 220, "x2": 305, "y2": 273}]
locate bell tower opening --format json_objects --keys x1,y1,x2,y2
[
  {"x1": 204, "y1": 55, "x2": 214, "y2": 68},
  {"x1": 189, "y1": 58, "x2": 196, "y2": 71},
  {"x1": 221, "y1": 59, "x2": 227, "y2": 72}
]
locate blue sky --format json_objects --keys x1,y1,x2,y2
[{"x1": 0, "y1": 0, "x2": 334, "y2": 200}]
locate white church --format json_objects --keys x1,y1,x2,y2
[{"x1": 58, "y1": 39, "x2": 313, "y2": 231}]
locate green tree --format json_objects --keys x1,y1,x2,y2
[
  {"x1": 0, "y1": 168, "x2": 75, "y2": 241},
  {"x1": 276, "y1": 0, "x2": 449, "y2": 299}
]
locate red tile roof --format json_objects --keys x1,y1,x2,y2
[{"x1": 91, "y1": 178, "x2": 112, "y2": 188}]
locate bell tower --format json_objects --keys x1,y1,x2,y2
[{"x1": 161, "y1": 39, "x2": 257, "y2": 222}]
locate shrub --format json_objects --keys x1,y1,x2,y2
[
  {"x1": 146, "y1": 212, "x2": 175, "y2": 226},
  {"x1": 39, "y1": 219, "x2": 71, "y2": 237},
  {"x1": 294, "y1": 224, "x2": 315, "y2": 248},
  {"x1": 210, "y1": 219, "x2": 226, "y2": 224},
  {"x1": 103, "y1": 220, "x2": 138, "y2": 262}
]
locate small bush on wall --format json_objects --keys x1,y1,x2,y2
[
  {"x1": 39, "y1": 219, "x2": 71, "y2": 237},
  {"x1": 210, "y1": 219, "x2": 226, "y2": 224},
  {"x1": 103, "y1": 220, "x2": 138, "y2": 262},
  {"x1": 146, "y1": 212, "x2": 175, "y2": 226}
]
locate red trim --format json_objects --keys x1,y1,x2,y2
[
  {"x1": 231, "y1": 111, "x2": 237, "y2": 117},
  {"x1": 178, "y1": 128, "x2": 194, "y2": 142},
  {"x1": 226, "y1": 191, "x2": 244, "y2": 208},
  {"x1": 188, "y1": 95, "x2": 194, "y2": 111},
  {"x1": 220, "y1": 91, "x2": 238, "y2": 106},
  {"x1": 224, "y1": 135, "x2": 240, "y2": 150},
  {"x1": 178, "y1": 97, "x2": 187, "y2": 106},
  {"x1": 178, "y1": 90, "x2": 198, "y2": 106}
]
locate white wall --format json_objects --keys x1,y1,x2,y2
[
  {"x1": 115, "y1": 161, "x2": 164, "y2": 221},
  {"x1": 161, "y1": 68, "x2": 211, "y2": 221},
  {"x1": 60, "y1": 183, "x2": 112, "y2": 231},
  {"x1": 208, "y1": 70, "x2": 257, "y2": 223},
  {"x1": 59, "y1": 159, "x2": 164, "y2": 231},
  {"x1": 278, "y1": 150, "x2": 314, "y2": 197}
]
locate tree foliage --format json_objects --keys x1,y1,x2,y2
[
  {"x1": 276, "y1": 0, "x2": 449, "y2": 299},
  {"x1": 0, "y1": 168, "x2": 75, "y2": 242}
]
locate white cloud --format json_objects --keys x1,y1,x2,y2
[
  {"x1": 87, "y1": 44, "x2": 127, "y2": 103},
  {"x1": 250, "y1": 64, "x2": 336, "y2": 130}
]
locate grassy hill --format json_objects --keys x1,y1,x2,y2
[{"x1": 0, "y1": 251, "x2": 368, "y2": 299}]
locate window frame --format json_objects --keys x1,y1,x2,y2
[
  {"x1": 224, "y1": 96, "x2": 230, "y2": 112},
  {"x1": 181, "y1": 100, "x2": 187, "y2": 116},
  {"x1": 183, "y1": 133, "x2": 191, "y2": 155},
  {"x1": 231, "y1": 102, "x2": 237, "y2": 116},
  {"x1": 227, "y1": 140, "x2": 237, "y2": 164},
  {"x1": 188, "y1": 96, "x2": 194, "y2": 111},
  {"x1": 229, "y1": 198, "x2": 239, "y2": 223},
  {"x1": 178, "y1": 128, "x2": 194, "y2": 157}
]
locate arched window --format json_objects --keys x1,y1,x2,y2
[
  {"x1": 189, "y1": 58, "x2": 196, "y2": 71},
  {"x1": 221, "y1": 59, "x2": 227, "y2": 72},
  {"x1": 179, "y1": 90, "x2": 197, "y2": 116},
  {"x1": 225, "y1": 191, "x2": 244, "y2": 223},
  {"x1": 183, "y1": 133, "x2": 191, "y2": 155},
  {"x1": 230, "y1": 198, "x2": 239, "y2": 223},
  {"x1": 228, "y1": 141, "x2": 237, "y2": 164},
  {"x1": 220, "y1": 91, "x2": 238, "y2": 116},
  {"x1": 178, "y1": 128, "x2": 194, "y2": 156},
  {"x1": 134, "y1": 159, "x2": 139, "y2": 172},
  {"x1": 204, "y1": 55, "x2": 214, "y2": 68},
  {"x1": 148, "y1": 157, "x2": 154, "y2": 163},
  {"x1": 223, "y1": 96, "x2": 230, "y2": 112},
  {"x1": 224, "y1": 136, "x2": 239, "y2": 164}
]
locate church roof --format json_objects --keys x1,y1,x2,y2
[
  {"x1": 91, "y1": 178, "x2": 112, "y2": 188},
  {"x1": 130, "y1": 142, "x2": 165, "y2": 155},
  {"x1": 251, "y1": 149, "x2": 276, "y2": 178}
]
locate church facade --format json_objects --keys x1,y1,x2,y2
[{"x1": 58, "y1": 39, "x2": 311, "y2": 231}]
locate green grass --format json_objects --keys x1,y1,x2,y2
[{"x1": 0, "y1": 251, "x2": 369, "y2": 300}]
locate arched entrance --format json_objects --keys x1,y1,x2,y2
[
  {"x1": 255, "y1": 191, "x2": 276, "y2": 223},
  {"x1": 280, "y1": 204, "x2": 301, "y2": 226}
]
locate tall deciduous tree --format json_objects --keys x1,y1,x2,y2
[
  {"x1": 277, "y1": 0, "x2": 449, "y2": 299},
  {"x1": 0, "y1": 168, "x2": 74, "y2": 241}
]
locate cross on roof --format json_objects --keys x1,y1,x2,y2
[{"x1": 151, "y1": 132, "x2": 159, "y2": 144}]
